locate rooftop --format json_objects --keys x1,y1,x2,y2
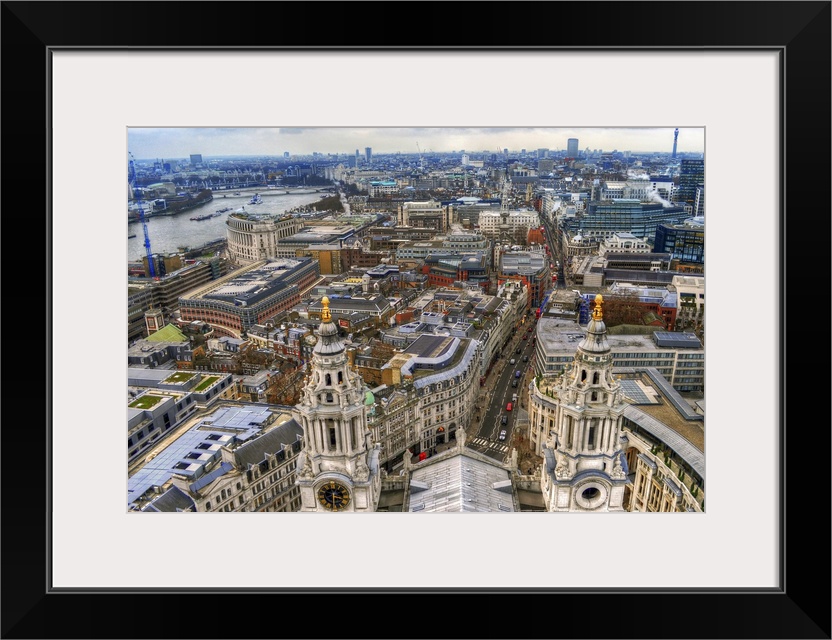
[
  {"x1": 128, "y1": 404, "x2": 287, "y2": 507},
  {"x1": 408, "y1": 451, "x2": 514, "y2": 512}
]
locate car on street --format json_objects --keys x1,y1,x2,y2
[
  {"x1": 499, "y1": 429, "x2": 507, "y2": 441},
  {"x1": 516, "y1": 347, "x2": 521, "y2": 354},
  {"x1": 506, "y1": 402, "x2": 513, "y2": 411},
  {"x1": 523, "y1": 335, "x2": 528, "y2": 340},
  {"x1": 501, "y1": 415, "x2": 508, "y2": 425},
  {"x1": 511, "y1": 379, "x2": 518, "y2": 387},
  {"x1": 509, "y1": 358, "x2": 516, "y2": 365},
  {"x1": 523, "y1": 355, "x2": 529, "y2": 362}
]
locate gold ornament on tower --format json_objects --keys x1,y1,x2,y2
[
  {"x1": 592, "y1": 294, "x2": 604, "y2": 321},
  {"x1": 321, "y1": 296, "x2": 331, "y2": 323}
]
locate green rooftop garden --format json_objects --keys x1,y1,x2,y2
[
  {"x1": 129, "y1": 395, "x2": 164, "y2": 410},
  {"x1": 161, "y1": 371, "x2": 197, "y2": 384},
  {"x1": 193, "y1": 375, "x2": 221, "y2": 392}
]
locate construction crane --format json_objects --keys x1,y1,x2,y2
[{"x1": 129, "y1": 152, "x2": 157, "y2": 279}]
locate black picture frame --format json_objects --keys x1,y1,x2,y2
[{"x1": 3, "y1": 2, "x2": 830, "y2": 638}]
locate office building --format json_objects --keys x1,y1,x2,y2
[
  {"x1": 178, "y1": 258, "x2": 320, "y2": 336},
  {"x1": 676, "y1": 158, "x2": 704, "y2": 206},
  {"x1": 654, "y1": 219, "x2": 705, "y2": 267},
  {"x1": 567, "y1": 138, "x2": 579, "y2": 157}
]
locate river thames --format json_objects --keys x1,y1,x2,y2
[{"x1": 127, "y1": 187, "x2": 329, "y2": 261}]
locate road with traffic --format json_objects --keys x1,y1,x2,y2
[{"x1": 468, "y1": 313, "x2": 538, "y2": 463}]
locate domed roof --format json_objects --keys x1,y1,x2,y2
[
  {"x1": 364, "y1": 390, "x2": 375, "y2": 406},
  {"x1": 314, "y1": 295, "x2": 344, "y2": 355},
  {"x1": 578, "y1": 294, "x2": 610, "y2": 353}
]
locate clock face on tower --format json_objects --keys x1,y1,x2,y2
[{"x1": 317, "y1": 481, "x2": 351, "y2": 511}]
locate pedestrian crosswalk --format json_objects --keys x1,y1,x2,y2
[{"x1": 471, "y1": 436, "x2": 509, "y2": 453}]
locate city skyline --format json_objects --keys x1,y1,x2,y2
[{"x1": 128, "y1": 127, "x2": 705, "y2": 161}]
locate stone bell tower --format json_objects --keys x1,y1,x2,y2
[
  {"x1": 293, "y1": 297, "x2": 381, "y2": 512},
  {"x1": 540, "y1": 295, "x2": 630, "y2": 511}
]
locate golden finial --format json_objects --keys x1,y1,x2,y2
[
  {"x1": 592, "y1": 294, "x2": 603, "y2": 321},
  {"x1": 321, "y1": 296, "x2": 331, "y2": 323}
]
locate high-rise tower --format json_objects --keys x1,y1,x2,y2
[
  {"x1": 677, "y1": 158, "x2": 705, "y2": 206},
  {"x1": 567, "y1": 138, "x2": 579, "y2": 158},
  {"x1": 293, "y1": 297, "x2": 381, "y2": 512},
  {"x1": 672, "y1": 128, "x2": 679, "y2": 159},
  {"x1": 539, "y1": 295, "x2": 630, "y2": 511}
]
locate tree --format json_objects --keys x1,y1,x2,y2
[{"x1": 601, "y1": 293, "x2": 644, "y2": 327}]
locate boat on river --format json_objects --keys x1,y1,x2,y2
[{"x1": 249, "y1": 194, "x2": 263, "y2": 205}]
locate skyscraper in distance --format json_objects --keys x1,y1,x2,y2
[
  {"x1": 365, "y1": 147, "x2": 372, "y2": 163},
  {"x1": 567, "y1": 138, "x2": 579, "y2": 157}
]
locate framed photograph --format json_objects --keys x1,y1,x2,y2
[{"x1": 4, "y1": 1, "x2": 829, "y2": 638}]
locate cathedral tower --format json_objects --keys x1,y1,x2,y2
[
  {"x1": 293, "y1": 297, "x2": 381, "y2": 512},
  {"x1": 540, "y1": 295, "x2": 630, "y2": 511}
]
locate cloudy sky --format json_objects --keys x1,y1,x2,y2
[{"x1": 128, "y1": 127, "x2": 704, "y2": 161}]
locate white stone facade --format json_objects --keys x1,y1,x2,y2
[{"x1": 225, "y1": 213, "x2": 304, "y2": 265}]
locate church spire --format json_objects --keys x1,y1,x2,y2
[
  {"x1": 538, "y1": 292, "x2": 629, "y2": 511},
  {"x1": 293, "y1": 295, "x2": 381, "y2": 512}
]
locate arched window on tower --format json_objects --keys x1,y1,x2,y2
[
  {"x1": 325, "y1": 373, "x2": 332, "y2": 386},
  {"x1": 338, "y1": 371, "x2": 343, "y2": 385},
  {"x1": 581, "y1": 370, "x2": 587, "y2": 382},
  {"x1": 327, "y1": 419, "x2": 337, "y2": 450},
  {"x1": 593, "y1": 372, "x2": 599, "y2": 384}
]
